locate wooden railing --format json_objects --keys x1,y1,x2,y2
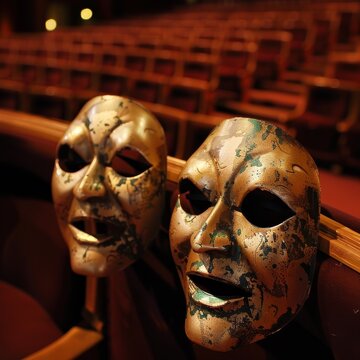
[{"x1": 1, "y1": 108, "x2": 359, "y2": 274}]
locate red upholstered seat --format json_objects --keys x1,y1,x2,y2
[
  {"x1": 0, "y1": 194, "x2": 85, "y2": 359},
  {"x1": 0, "y1": 280, "x2": 62, "y2": 360},
  {"x1": 0, "y1": 197, "x2": 77, "y2": 327},
  {"x1": 318, "y1": 257, "x2": 360, "y2": 360},
  {"x1": 319, "y1": 169, "x2": 360, "y2": 222}
]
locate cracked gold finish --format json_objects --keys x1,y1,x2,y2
[
  {"x1": 52, "y1": 95, "x2": 167, "y2": 276},
  {"x1": 170, "y1": 117, "x2": 320, "y2": 351}
]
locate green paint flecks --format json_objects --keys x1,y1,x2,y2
[
  {"x1": 261, "y1": 125, "x2": 273, "y2": 140},
  {"x1": 191, "y1": 260, "x2": 203, "y2": 271},
  {"x1": 249, "y1": 118, "x2": 263, "y2": 134},
  {"x1": 250, "y1": 157, "x2": 262, "y2": 167},
  {"x1": 275, "y1": 128, "x2": 284, "y2": 144}
]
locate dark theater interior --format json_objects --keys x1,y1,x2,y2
[{"x1": 0, "y1": 0, "x2": 359, "y2": 359}]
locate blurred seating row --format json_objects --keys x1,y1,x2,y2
[
  {"x1": 0, "y1": 1, "x2": 359, "y2": 175},
  {"x1": 9, "y1": 0, "x2": 356, "y2": 57},
  {"x1": 0, "y1": 65, "x2": 358, "y2": 174}
]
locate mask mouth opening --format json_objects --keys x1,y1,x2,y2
[
  {"x1": 71, "y1": 217, "x2": 117, "y2": 241},
  {"x1": 187, "y1": 272, "x2": 252, "y2": 300}
]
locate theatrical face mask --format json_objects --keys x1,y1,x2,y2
[
  {"x1": 170, "y1": 118, "x2": 320, "y2": 351},
  {"x1": 52, "y1": 96, "x2": 167, "y2": 276}
]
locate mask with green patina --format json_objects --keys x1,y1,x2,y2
[
  {"x1": 170, "y1": 117, "x2": 320, "y2": 351},
  {"x1": 52, "y1": 95, "x2": 167, "y2": 276}
]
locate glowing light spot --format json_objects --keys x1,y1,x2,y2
[
  {"x1": 81, "y1": 8, "x2": 93, "y2": 20},
  {"x1": 45, "y1": 18, "x2": 57, "y2": 31}
]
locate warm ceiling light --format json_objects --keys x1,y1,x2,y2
[
  {"x1": 45, "y1": 18, "x2": 57, "y2": 31},
  {"x1": 81, "y1": 8, "x2": 93, "y2": 20}
]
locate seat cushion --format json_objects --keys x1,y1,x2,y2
[
  {"x1": 0, "y1": 280, "x2": 62, "y2": 360},
  {"x1": 0, "y1": 196, "x2": 82, "y2": 329},
  {"x1": 318, "y1": 258, "x2": 360, "y2": 360},
  {"x1": 319, "y1": 169, "x2": 360, "y2": 222}
]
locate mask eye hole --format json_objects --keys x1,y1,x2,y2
[
  {"x1": 240, "y1": 188, "x2": 295, "y2": 227},
  {"x1": 179, "y1": 179, "x2": 212, "y2": 215},
  {"x1": 57, "y1": 144, "x2": 88, "y2": 173},
  {"x1": 111, "y1": 147, "x2": 151, "y2": 177}
]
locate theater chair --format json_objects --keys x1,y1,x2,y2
[
  {"x1": 128, "y1": 73, "x2": 168, "y2": 104},
  {"x1": 0, "y1": 111, "x2": 103, "y2": 359},
  {"x1": 215, "y1": 41, "x2": 257, "y2": 103},
  {"x1": 0, "y1": 86, "x2": 24, "y2": 111},
  {"x1": 68, "y1": 67, "x2": 97, "y2": 92},
  {"x1": 290, "y1": 76, "x2": 359, "y2": 169},
  {"x1": 180, "y1": 112, "x2": 223, "y2": 160},
  {"x1": 253, "y1": 31, "x2": 292, "y2": 88},
  {"x1": 42, "y1": 64, "x2": 67, "y2": 87},
  {"x1": 326, "y1": 51, "x2": 360, "y2": 83},
  {"x1": 123, "y1": 48, "x2": 151, "y2": 73},
  {"x1": 163, "y1": 53, "x2": 219, "y2": 114},
  {"x1": 142, "y1": 101, "x2": 188, "y2": 159},
  {"x1": 341, "y1": 121, "x2": 360, "y2": 175},
  {"x1": 97, "y1": 70, "x2": 129, "y2": 96},
  {"x1": 149, "y1": 50, "x2": 182, "y2": 77},
  {"x1": 281, "y1": 16, "x2": 314, "y2": 71}
]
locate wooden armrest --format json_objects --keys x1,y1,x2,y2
[
  {"x1": 169, "y1": 76, "x2": 211, "y2": 91},
  {"x1": 141, "y1": 101, "x2": 188, "y2": 121},
  {"x1": 319, "y1": 215, "x2": 360, "y2": 273},
  {"x1": 302, "y1": 75, "x2": 360, "y2": 91},
  {"x1": 222, "y1": 101, "x2": 291, "y2": 123},
  {"x1": 187, "y1": 112, "x2": 224, "y2": 127},
  {"x1": 25, "y1": 276, "x2": 103, "y2": 360},
  {"x1": 0, "y1": 79, "x2": 26, "y2": 91},
  {"x1": 248, "y1": 89, "x2": 302, "y2": 108},
  {"x1": 129, "y1": 71, "x2": 169, "y2": 85},
  {"x1": 337, "y1": 91, "x2": 360, "y2": 132},
  {"x1": 29, "y1": 84, "x2": 73, "y2": 98},
  {"x1": 24, "y1": 326, "x2": 103, "y2": 360},
  {"x1": 0, "y1": 109, "x2": 359, "y2": 274}
]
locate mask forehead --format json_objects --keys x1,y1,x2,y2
[
  {"x1": 171, "y1": 117, "x2": 320, "y2": 351},
  {"x1": 184, "y1": 118, "x2": 319, "y2": 207},
  {"x1": 82, "y1": 97, "x2": 164, "y2": 154}
]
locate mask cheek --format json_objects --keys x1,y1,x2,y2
[
  {"x1": 52, "y1": 180, "x2": 74, "y2": 225},
  {"x1": 169, "y1": 209, "x2": 188, "y2": 264},
  {"x1": 104, "y1": 168, "x2": 163, "y2": 245},
  {"x1": 264, "y1": 220, "x2": 314, "y2": 310},
  {"x1": 52, "y1": 164, "x2": 87, "y2": 207},
  {"x1": 285, "y1": 244, "x2": 317, "y2": 309},
  {"x1": 105, "y1": 169, "x2": 134, "y2": 208},
  {"x1": 170, "y1": 205, "x2": 201, "y2": 266}
]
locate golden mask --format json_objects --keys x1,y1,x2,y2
[
  {"x1": 170, "y1": 118, "x2": 320, "y2": 351},
  {"x1": 52, "y1": 96, "x2": 167, "y2": 276}
]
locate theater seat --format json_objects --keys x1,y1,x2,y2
[
  {"x1": 318, "y1": 257, "x2": 360, "y2": 360},
  {"x1": 0, "y1": 281, "x2": 62, "y2": 360},
  {"x1": 0, "y1": 191, "x2": 84, "y2": 359},
  {"x1": 0, "y1": 196, "x2": 79, "y2": 328},
  {"x1": 319, "y1": 169, "x2": 360, "y2": 222}
]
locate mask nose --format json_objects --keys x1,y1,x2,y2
[
  {"x1": 73, "y1": 158, "x2": 106, "y2": 200},
  {"x1": 190, "y1": 200, "x2": 232, "y2": 253}
]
